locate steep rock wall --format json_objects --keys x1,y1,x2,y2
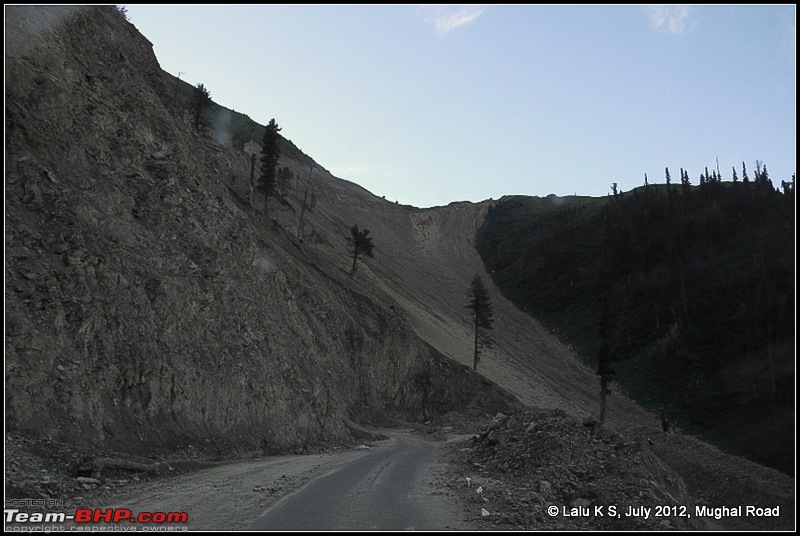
[{"x1": 5, "y1": 6, "x2": 516, "y2": 454}]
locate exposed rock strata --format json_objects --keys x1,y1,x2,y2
[{"x1": 5, "y1": 5, "x2": 516, "y2": 455}]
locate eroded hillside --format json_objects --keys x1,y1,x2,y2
[
  {"x1": 265, "y1": 138, "x2": 656, "y2": 429},
  {"x1": 5, "y1": 5, "x2": 515, "y2": 455}
]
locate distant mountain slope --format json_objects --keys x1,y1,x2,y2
[
  {"x1": 260, "y1": 152, "x2": 657, "y2": 431},
  {"x1": 476, "y1": 184, "x2": 795, "y2": 474}
]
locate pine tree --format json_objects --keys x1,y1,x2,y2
[
  {"x1": 780, "y1": 180, "x2": 789, "y2": 195},
  {"x1": 190, "y1": 83, "x2": 213, "y2": 134},
  {"x1": 466, "y1": 275, "x2": 495, "y2": 371},
  {"x1": 258, "y1": 119, "x2": 282, "y2": 214},
  {"x1": 756, "y1": 163, "x2": 772, "y2": 191},
  {"x1": 680, "y1": 168, "x2": 691, "y2": 195},
  {"x1": 781, "y1": 174, "x2": 795, "y2": 196},
  {"x1": 349, "y1": 224, "x2": 374, "y2": 276}
]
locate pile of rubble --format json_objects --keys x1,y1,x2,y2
[
  {"x1": 7, "y1": 434, "x2": 113, "y2": 502},
  {"x1": 4, "y1": 432, "x2": 250, "y2": 507},
  {"x1": 446, "y1": 410, "x2": 705, "y2": 530},
  {"x1": 4, "y1": 431, "x2": 386, "y2": 509}
]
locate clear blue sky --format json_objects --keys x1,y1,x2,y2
[{"x1": 126, "y1": 5, "x2": 796, "y2": 208}]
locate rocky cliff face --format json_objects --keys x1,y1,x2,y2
[{"x1": 5, "y1": 6, "x2": 516, "y2": 454}]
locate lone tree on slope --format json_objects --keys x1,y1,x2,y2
[
  {"x1": 349, "y1": 224, "x2": 374, "y2": 276},
  {"x1": 258, "y1": 118, "x2": 282, "y2": 215},
  {"x1": 190, "y1": 83, "x2": 213, "y2": 133},
  {"x1": 466, "y1": 275, "x2": 495, "y2": 371}
]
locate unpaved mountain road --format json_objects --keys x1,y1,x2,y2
[
  {"x1": 68, "y1": 432, "x2": 476, "y2": 531},
  {"x1": 253, "y1": 434, "x2": 466, "y2": 530},
  {"x1": 11, "y1": 424, "x2": 787, "y2": 532}
]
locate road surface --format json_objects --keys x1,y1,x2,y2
[
  {"x1": 253, "y1": 434, "x2": 457, "y2": 530},
  {"x1": 57, "y1": 432, "x2": 474, "y2": 531}
]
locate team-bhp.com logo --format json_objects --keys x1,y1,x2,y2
[{"x1": 5, "y1": 508, "x2": 188, "y2": 524}]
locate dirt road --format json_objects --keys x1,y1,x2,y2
[
  {"x1": 253, "y1": 434, "x2": 463, "y2": 530},
  {"x1": 69, "y1": 432, "x2": 474, "y2": 531}
]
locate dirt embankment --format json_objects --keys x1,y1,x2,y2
[{"x1": 433, "y1": 412, "x2": 793, "y2": 531}]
